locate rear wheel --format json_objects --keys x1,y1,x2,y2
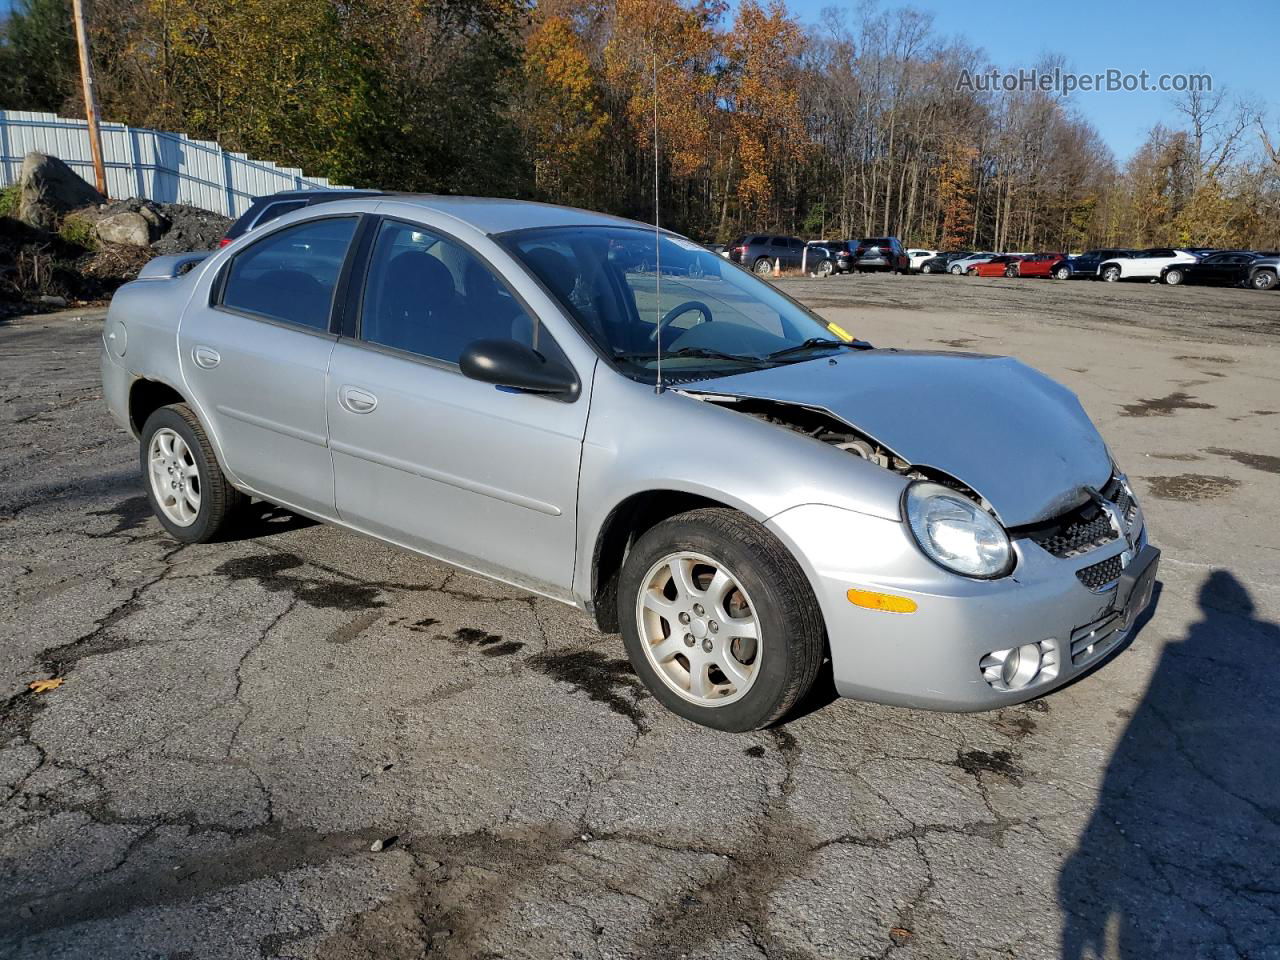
[
  {"x1": 1004, "y1": 263, "x2": 1019, "y2": 278},
  {"x1": 1164, "y1": 268, "x2": 1184, "y2": 285},
  {"x1": 753, "y1": 257, "x2": 773, "y2": 276},
  {"x1": 618, "y1": 508, "x2": 824, "y2": 731},
  {"x1": 141, "y1": 403, "x2": 245, "y2": 543},
  {"x1": 1054, "y1": 265, "x2": 1070, "y2": 280},
  {"x1": 1250, "y1": 269, "x2": 1277, "y2": 291},
  {"x1": 1102, "y1": 265, "x2": 1121, "y2": 282},
  {"x1": 950, "y1": 264, "x2": 964, "y2": 275},
  {"x1": 920, "y1": 263, "x2": 933, "y2": 274}
]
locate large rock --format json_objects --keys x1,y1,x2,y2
[
  {"x1": 94, "y1": 211, "x2": 152, "y2": 247},
  {"x1": 16, "y1": 152, "x2": 105, "y2": 229}
]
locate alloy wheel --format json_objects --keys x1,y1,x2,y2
[
  {"x1": 635, "y1": 551, "x2": 762, "y2": 707},
  {"x1": 148, "y1": 427, "x2": 201, "y2": 526}
]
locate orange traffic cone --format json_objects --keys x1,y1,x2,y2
[{"x1": 772, "y1": 257, "x2": 781, "y2": 278}]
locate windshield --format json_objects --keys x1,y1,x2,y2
[{"x1": 502, "y1": 226, "x2": 856, "y2": 380}]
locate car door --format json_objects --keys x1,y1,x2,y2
[
  {"x1": 325, "y1": 216, "x2": 592, "y2": 596},
  {"x1": 178, "y1": 214, "x2": 360, "y2": 516}
]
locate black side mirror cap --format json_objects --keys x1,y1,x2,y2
[{"x1": 459, "y1": 339, "x2": 579, "y2": 398}]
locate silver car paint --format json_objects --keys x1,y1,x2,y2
[
  {"x1": 101, "y1": 195, "x2": 1148, "y2": 712},
  {"x1": 689, "y1": 350, "x2": 1112, "y2": 526}
]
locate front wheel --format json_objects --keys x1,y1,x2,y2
[
  {"x1": 1005, "y1": 264, "x2": 1019, "y2": 278},
  {"x1": 920, "y1": 263, "x2": 933, "y2": 274},
  {"x1": 618, "y1": 508, "x2": 825, "y2": 731},
  {"x1": 1164, "y1": 268, "x2": 1184, "y2": 285},
  {"x1": 1054, "y1": 266, "x2": 1070, "y2": 280},
  {"x1": 1250, "y1": 270, "x2": 1277, "y2": 291},
  {"x1": 816, "y1": 259, "x2": 834, "y2": 277},
  {"x1": 1102, "y1": 265, "x2": 1121, "y2": 282},
  {"x1": 141, "y1": 403, "x2": 246, "y2": 543}
]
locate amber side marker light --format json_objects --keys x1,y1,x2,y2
[{"x1": 847, "y1": 589, "x2": 918, "y2": 614}]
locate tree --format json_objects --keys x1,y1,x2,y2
[{"x1": 0, "y1": 0, "x2": 78, "y2": 113}]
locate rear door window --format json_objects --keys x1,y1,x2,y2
[{"x1": 220, "y1": 216, "x2": 357, "y2": 330}]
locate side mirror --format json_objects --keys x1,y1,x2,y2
[{"x1": 459, "y1": 339, "x2": 578, "y2": 398}]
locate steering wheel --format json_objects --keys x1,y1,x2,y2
[{"x1": 648, "y1": 300, "x2": 713, "y2": 343}]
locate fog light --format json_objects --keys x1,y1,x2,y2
[{"x1": 980, "y1": 640, "x2": 1058, "y2": 692}]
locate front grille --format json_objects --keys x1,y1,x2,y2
[
  {"x1": 1077, "y1": 553, "x2": 1123, "y2": 590},
  {"x1": 1102, "y1": 475, "x2": 1136, "y2": 522},
  {"x1": 1032, "y1": 507, "x2": 1117, "y2": 558}
]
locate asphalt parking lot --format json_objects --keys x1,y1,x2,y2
[{"x1": 2, "y1": 273, "x2": 1278, "y2": 960}]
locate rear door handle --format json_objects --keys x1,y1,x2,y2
[
  {"x1": 339, "y1": 385, "x2": 378, "y2": 414},
  {"x1": 192, "y1": 346, "x2": 220, "y2": 369}
]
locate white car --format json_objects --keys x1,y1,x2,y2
[
  {"x1": 1098, "y1": 248, "x2": 1199, "y2": 283},
  {"x1": 906, "y1": 249, "x2": 937, "y2": 272},
  {"x1": 948, "y1": 253, "x2": 996, "y2": 275}
]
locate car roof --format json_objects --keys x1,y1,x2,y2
[
  {"x1": 372, "y1": 195, "x2": 661, "y2": 236},
  {"x1": 252, "y1": 189, "x2": 384, "y2": 202}
]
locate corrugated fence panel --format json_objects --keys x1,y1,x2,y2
[{"x1": 0, "y1": 109, "x2": 350, "y2": 217}]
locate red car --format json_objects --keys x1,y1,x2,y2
[
  {"x1": 967, "y1": 255, "x2": 1024, "y2": 277},
  {"x1": 1016, "y1": 252, "x2": 1067, "y2": 278}
]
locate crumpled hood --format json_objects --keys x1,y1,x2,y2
[{"x1": 689, "y1": 349, "x2": 1112, "y2": 526}]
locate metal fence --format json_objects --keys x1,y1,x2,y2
[{"x1": 0, "y1": 109, "x2": 351, "y2": 218}]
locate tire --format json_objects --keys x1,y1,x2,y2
[
  {"x1": 1004, "y1": 264, "x2": 1018, "y2": 278},
  {"x1": 617, "y1": 508, "x2": 825, "y2": 732},
  {"x1": 1102, "y1": 265, "x2": 1121, "y2": 282},
  {"x1": 920, "y1": 263, "x2": 933, "y2": 274},
  {"x1": 949, "y1": 264, "x2": 963, "y2": 275},
  {"x1": 1054, "y1": 266, "x2": 1070, "y2": 280},
  {"x1": 966, "y1": 267, "x2": 977, "y2": 276},
  {"x1": 1250, "y1": 269, "x2": 1277, "y2": 291},
  {"x1": 140, "y1": 403, "x2": 246, "y2": 543},
  {"x1": 1164, "y1": 268, "x2": 1184, "y2": 285},
  {"x1": 753, "y1": 257, "x2": 773, "y2": 276},
  {"x1": 816, "y1": 259, "x2": 834, "y2": 277}
]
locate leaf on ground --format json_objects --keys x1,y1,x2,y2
[
  {"x1": 889, "y1": 927, "x2": 913, "y2": 944},
  {"x1": 29, "y1": 677, "x2": 64, "y2": 694}
]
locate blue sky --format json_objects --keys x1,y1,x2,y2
[{"x1": 776, "y1": 0, "x2": 1277, "y2": 162}]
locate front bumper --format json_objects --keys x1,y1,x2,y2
[{"x1": 767, "y1": 503, "x2": 1156, "y2": 711}]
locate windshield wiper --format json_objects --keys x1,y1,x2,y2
[
  {"x1": 765, "y1": 337, "x2": 867, "y2": 361},
  {"x1": 613, "y1": 347, "x2": 764, "y2": 365}
]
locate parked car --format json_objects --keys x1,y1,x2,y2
[
  {"x1": 1051, "y1": 248, "x2": 1138, "y2": 280},
  {"x1": 1013, "y1": 253, "x2": 1065, "y2": 278},
  {"x1": 103, "y1": 195, "x2": 1156, "y2": 730},
  {"x1": 1161, "y1": 251, "x2": 1280, "y2": 288},
  {"x1": 906, "y1": 248, "x2": 937, "y2": 272},
  {"x1": 852, "y1": 237, "x2": 909, "y2": 273},
  {"x1": 728, "y1": 234, "x2": 807, "y2": 275},
  {"x1": 948, "y1": 252, "x2": 997, "y2": 275},
  {"x1": 918, "y1": 251, "x2": 971, "y2": 275},
  {"x1": 804, "y1": 243, "x2": 846, "y2": 277},
  {"x1": 1247, "y1": 255, "x2": 1279, "y2": 290},
  {"x1": 220, "y1": 189, "x2": 384, "y2": 247},
  {"x1": 1097, "y1": 248, "x2": 1199, "y2": 283},
  {"x1": 967, "y1": 255, "x2": 1024, "y2": 278}
]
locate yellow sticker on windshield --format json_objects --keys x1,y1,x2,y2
[{"x1": 826, "y1": 322, "x2": 854, "y2": 342}]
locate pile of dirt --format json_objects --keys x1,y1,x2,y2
[{"x1": 1, "y1": 152, "x2": 233, "y2": 313}]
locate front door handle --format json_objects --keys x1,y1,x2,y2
[
  {"x1": 192, "y1": 346, "x2": 221, "y2": 369},
  {"x1": 339, "y1": 385, "x2": 378, "y2": 414}
]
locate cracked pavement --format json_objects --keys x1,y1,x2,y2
[{"x1": 2, "y1": 274, "x2": 1278, "y2": 959}]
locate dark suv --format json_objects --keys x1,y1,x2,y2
[
  {"x1": 1052, "y1": 248, "x2": 1138, "y2": 280},
  {"x1": 852, "y1": 237, "x2": 909, "y2": 273},
  {"x1": 220, "y1": 189, "x2": 384, "y2": 247},
  {"x1": 729, "y1": 235, "x2": 807, "y2": 275}
]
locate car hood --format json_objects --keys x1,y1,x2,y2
[{"x1": 687, "y1": 350, "x2": 1112, "y2": 526}]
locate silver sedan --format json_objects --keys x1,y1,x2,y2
[{"x1": 100, "y1": 196, "x2": 1158, "y2": 731}]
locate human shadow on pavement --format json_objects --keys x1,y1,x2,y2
[{"x1": 1058, "y1": 570, "x2": 1280, "y2": 958}]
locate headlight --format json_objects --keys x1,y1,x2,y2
[{"x1": 904, "y1": 481, "x2": 1013, "y2": 578}]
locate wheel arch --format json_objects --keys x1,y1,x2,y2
[
  {"x1": 589, "y1": 489, "x2": 757, "y2": 632},
  {"x1": 128, "y1": 377, "x2": 188, "y2": 435}
]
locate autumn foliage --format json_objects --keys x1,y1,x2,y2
[{"x1": 2, "y1": 0, "x2": 1277, "y2": 249}]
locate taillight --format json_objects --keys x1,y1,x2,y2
[{"x1": 219, "y1": 236, "x2": 232, "y2": 247}]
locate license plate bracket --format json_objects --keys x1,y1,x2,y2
[{"x1": 1114, "y1": 544, "x2": 1160, "y2": 628}]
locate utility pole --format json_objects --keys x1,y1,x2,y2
[{"x1": 70, "y1": 0, "x2": 107, "y2": 196}]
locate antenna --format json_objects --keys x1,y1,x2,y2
[{"x1": 653, "y1": 49, "x2": 664, "y2": 395}]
